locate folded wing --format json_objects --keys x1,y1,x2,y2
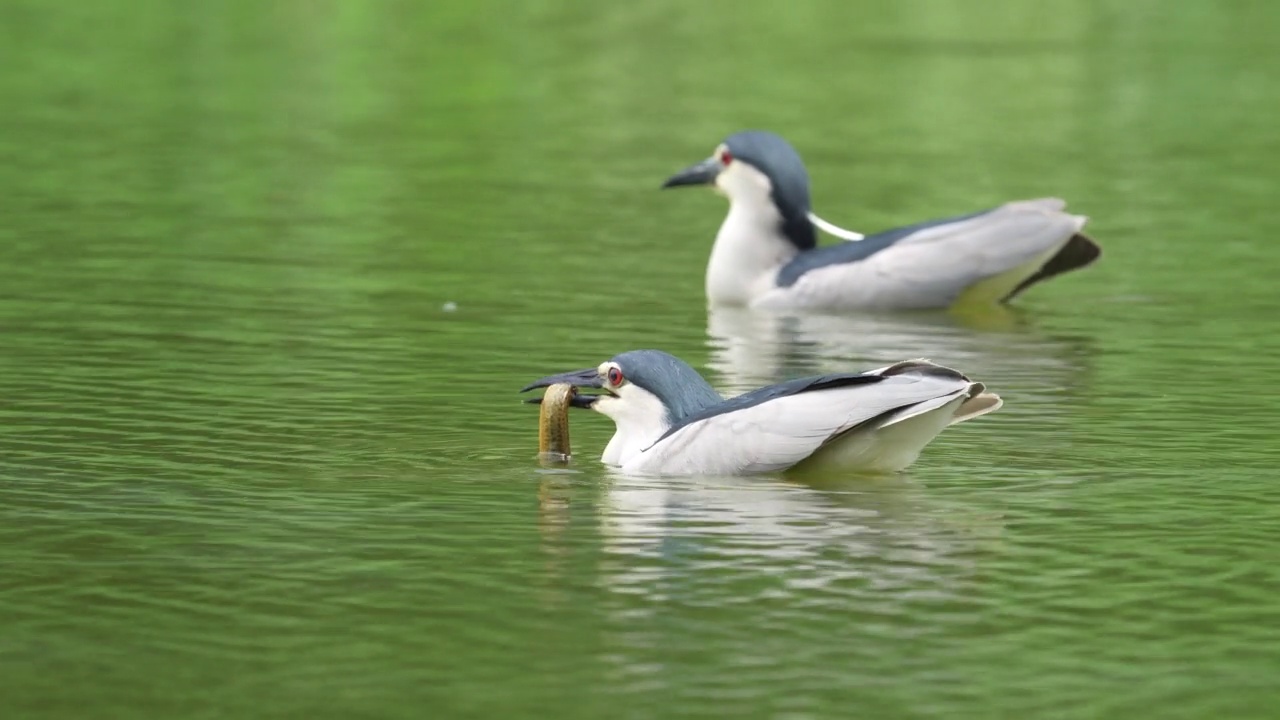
[
  {"x1": 762, "y1": 199, "x2": 1094, "y2": 310},
  {"x1": 622, "y1": 362, "x2": 983, "y2": 476}
]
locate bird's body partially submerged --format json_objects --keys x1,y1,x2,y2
[
  {"x1": 663, "y1": 130, "x2": 1101, "y2": 312},
  {"x1": 522, "y1": 350, "x2": 1000, "y2": 477}
]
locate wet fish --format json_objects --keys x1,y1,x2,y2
[{"x1": 537, "y1": 382, "x2": 577, "y2": 465}]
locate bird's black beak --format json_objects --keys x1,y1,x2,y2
[
  {"x1": 662, "y1": 157, "x2": 721, "y2": 189},
  {"x1": 520, "y1": 368, "x2": 605, "y2": 408}
]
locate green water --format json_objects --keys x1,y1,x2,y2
[{"x1": 3, "y1": 1, "x2": 1279, "y2": 717}]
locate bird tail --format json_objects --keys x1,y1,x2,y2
[
  {"x1": 1001, "y1": 232, "x2": 1102, "y2": 303},
  {"x1": 863, "y1": 359, "x2": 1002, "y2": 429},
  {"x1": 949, "y1": 391, "x2": 1003, "y2": 426}
]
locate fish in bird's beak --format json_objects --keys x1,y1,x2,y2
[
  {"x1": 520, "y1": 368, "x2": 606, "y2": 408},
  {"x1": 661, "y1": 157, "x2": 721, "y2": 189}
]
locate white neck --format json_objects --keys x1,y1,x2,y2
[
  {"x1": 596, "y1": 390, "x2": 672, "y2": 466},
  {"x1": 705, "y1": 198, "x2": 800, "y2": 306}
]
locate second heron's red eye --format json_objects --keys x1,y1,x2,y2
[
  {"x1": 607, "y1": 367, "x2": 624, "y2": 386},
  {"x1": 719, "y1": 150, "x2": 733, "y2": 165}
]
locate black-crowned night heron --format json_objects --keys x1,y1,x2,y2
[
  {"x1": 662, "y1": 130, "x2": 1102, "y2": 311},
  {"x1": 521, "y1": 349, "x2": 1000, "y2": 476}
]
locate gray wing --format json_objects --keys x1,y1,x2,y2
[
  {"x1": 775, "y1": 208, "x2": 992, "y2": 287},
  {"x1": 620, "y1": 367, "x2": 974, "y2": 476},
  {"x1": 759, "y1": 198, "x2": 1087, "y2": 311}
]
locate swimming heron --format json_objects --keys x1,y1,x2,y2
[
  {"x1": 662, "y1": 130, "x2": 1101, "y2": 312},
  {"x1": 522, "y1": 349, "x2": 1001, "y2": 476}
]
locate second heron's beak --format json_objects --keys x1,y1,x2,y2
[
  {"x1": 520, "y1": 368, "x2": 605, "y2": 408},
  {"x1": 661, "y1": 157, "x2": 721, "y2": 189}
]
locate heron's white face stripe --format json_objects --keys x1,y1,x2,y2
[
  {"x1": 714, "y1": 150, "x2": 773, "y2": 205},
  {"x1": 594, "y1": 382, "x2": 671, "y2": 467}
]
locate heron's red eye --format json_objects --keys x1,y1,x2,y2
[
  {"x1": 607, "y1": 367, "x2": 624, "y2": 386},
  {"x1": 719, "y1": 150, "x2": 733, "y2": 165}
]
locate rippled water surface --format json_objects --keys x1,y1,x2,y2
[{"x1": 3, "y1": 1, "x2": 1280, "y2": 718}]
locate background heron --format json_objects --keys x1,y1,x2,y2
[{"x1": 663, "y1": 130, "x2": 1102, "y2": 312}]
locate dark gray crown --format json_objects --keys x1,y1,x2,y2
[
  {"x1": 723, "y1": 130, "x2": 816, "y2": 251},
  {"x1": 611, "y1": 350, "x2": 723, "y2": 424}
]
